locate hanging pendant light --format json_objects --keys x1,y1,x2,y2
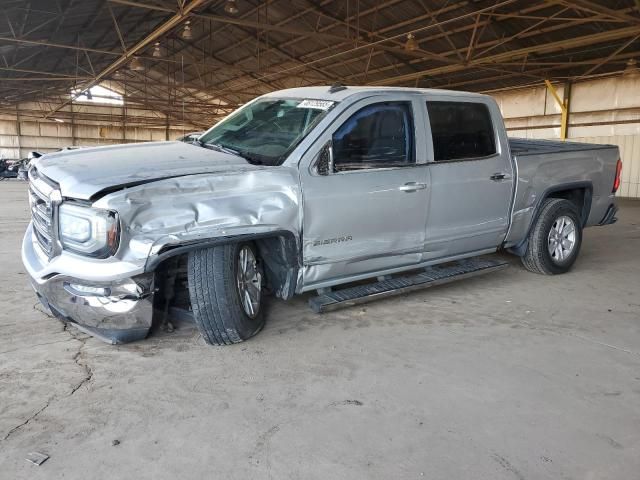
[
  {"x1": 404, "y1": 33, "x2": 418, "y2": 52},
  {"x1": 182, "y1": 20, "x2": 193, "y2": 39},
  {"x1": 623, "y1": 58, "x2": 639, "y2": 77},
  {"x1": 224, "y1": 0, "x2": 239, "y2": 15},
  {"x1": 129, "y1": 56, "x2": 145, "y2": 71},
  {"x1": 152, "y1": 41, "x2": 162, "y2": 57}
]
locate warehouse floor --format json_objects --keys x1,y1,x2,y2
[{"x1": 0, "y1": 180, "x2": 639, "y2": 479}]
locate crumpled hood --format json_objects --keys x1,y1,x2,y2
[{"x1": 34, "y1": 141, "x2": 265, "y2": 200}]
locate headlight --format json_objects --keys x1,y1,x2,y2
[{"x1": 58, "y1": 203, "x2": 119, "y2": 258}]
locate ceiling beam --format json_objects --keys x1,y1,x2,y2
[
  {"x1": 0, "y1": 35, "x2": 120, "y2": 56},
  {"x1": 0, "y1": 65, "x2": 88, "y2": 78},
  {"x1": 205, "y1": 0, "x2": 519, "y2": 94},
  {"x1": 337, "y1": 11, "x2": 640, "y2": 85},
  {"x1": 551, "y1": 0, "x2": 640, "y2": 25},
  {"x1": 107, "y1": 0, "x2": 353, "y2": 42},
  {"x1": 582, "y1": 34, "x2": 640, "y2": 76},
  {"x1": 43, "y1": 0, "x2": 210, "y2": 118},
  {"x1": 368, "y1": 25, "x2": 640, "y2": 86}
]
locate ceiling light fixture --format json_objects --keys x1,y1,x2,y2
[
  {"x1": 151, "y1": 42, "x2": 162, "y2": 58},
  {"x1": 129, "y1": 56, "x2": 145, "y2": 71},
  {"x1": 623, "y1": 58, "x2": 639, "y2": 77},
  {"x1": 404, "y1": 33, "x2": 418, "y2": 52},
  {"x1": 182, "y1": 20, "x2": 193, "y2": 39},
  {"x1": 224, "y1": 0, "x2": 239, "y2": 15},
  {"x1": 53, "y1": 118, "x2": 64, "y2": 123},
  {"x1": 152, "y1": 41, "x2": 162, "y2": 57}
]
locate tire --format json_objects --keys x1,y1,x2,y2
[
  {"x1": 521, "y1": 198, "x2": 583, "y2": 275},
  {"x1": 187, "y1": 242, "x2": 265, "y2": 345}
]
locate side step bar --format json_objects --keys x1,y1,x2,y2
[{"x1": 308, "y1": 257, "x2": 509, "y2": 313}]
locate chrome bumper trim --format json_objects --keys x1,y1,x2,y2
[{"x1": 31, "y1": 273, "x2": 154, "y2": 345}]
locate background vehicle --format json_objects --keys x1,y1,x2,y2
[
  {"x1": 0, "y1": 157, "x2": 21, "y2": 179},
  {"x1": 16, "y1": 148, "x2": 86, "y2": 181},
  {"x1": 22, "y1": 86, "x2": 621, "y2": 345},
  {"x1": 15, "y1": 151, "x2": 43, "y2": 181},
  {"x1": 176, "y1": 131, "x2": 204, "y2": 143}
]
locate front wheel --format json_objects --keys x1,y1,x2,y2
[
  {"x1": 521, "y1": 198, "x2": 583, "y2": 275},
  {"x1": 187, "y1": 242, "x2": 265, "y2": 345}
]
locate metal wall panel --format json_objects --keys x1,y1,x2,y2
[
  {"x1": 0, "y1": 102, "x2": 198, "y2": 160},
  {"x1": 573, "y1": 135, "x2": 640, "y2": 198},
  {"x1": 494, "y1": 75, "x2": 640, "y2": 199}
]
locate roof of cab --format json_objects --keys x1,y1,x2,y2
[{"x1": 261, "y1": 85, "x2": 491, "y2": 102}]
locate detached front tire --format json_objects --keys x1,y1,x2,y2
[
  {"x1": 521, "y1": 198, "x2": 583, "y2": 275},
  {"x1": 188, "y1": 242, "x2": 265, "y2": 345}
]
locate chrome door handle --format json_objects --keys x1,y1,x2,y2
[
  {"x1": 490, "y1": 172, "x2": 511, "y2": 181},
  {"x1": 399, "y1": 182, "x2": 427, "y2": 192}
]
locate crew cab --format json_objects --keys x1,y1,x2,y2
[{"x1": 22, "y1": 86, "x2": 622, "y2": 345}]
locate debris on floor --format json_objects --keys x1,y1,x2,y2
[{"x1": 25, "y1": 452, "x2": 49, "y2": 466}]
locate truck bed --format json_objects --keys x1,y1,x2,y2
[
  {"x1": 508, "y1": 137, "x2": 614, "y2": 156},
  {"x1": 505, "y1": 137, "x2": 619, "y2": 250}
]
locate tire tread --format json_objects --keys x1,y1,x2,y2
[
  {"x1": 187, "y1": 243, "x2": 264, "y2": 345},
  {"x1": 521, "y1": 198, "x2": 582, "y2": 275}
]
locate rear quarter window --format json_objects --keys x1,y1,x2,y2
[{"x1": 426, "y1": 101, "x2": 496, "y2": 161}]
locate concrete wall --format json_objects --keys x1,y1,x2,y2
[
  {"x1": 492, "y1": 74, "x2": 640, "y2": 198},
  {"x1": 0, "y1": 100, "x2": 202, "y2": 160}
]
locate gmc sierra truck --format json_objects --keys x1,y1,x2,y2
[{"x1": 22, "y1": 86, "x2": 622, "y2": 345}]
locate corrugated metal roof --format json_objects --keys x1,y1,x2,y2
[{"x1": 1, "y1": 0, "x2": 639, "y2": 125}]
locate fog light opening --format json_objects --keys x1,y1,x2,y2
[{"x1": 64, "y1": 283, "x2": 111, "y2": 297}]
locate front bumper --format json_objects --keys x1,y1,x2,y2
[
  {"x1": 31, "y1": 274, "x2": 154, "y2": 344},
  {"x1": 23, "y1": 224, "x2": 154, "y2": 344}
]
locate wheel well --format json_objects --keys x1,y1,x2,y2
[
  {"x1": 507, "y1": 184, "x2": 592, "y2": 257},
  {"x1": 151, "y1": 232, "x2": 300, "y2": 311},
  {"x1": 546, "y1": 186, "x2": 591, "y2": 226},
  {"x1": 252, "y1": 234, "x2": 300, "y2": 300}
]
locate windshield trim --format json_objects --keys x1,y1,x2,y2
[{"x1": 198, "y1": 97, "x2": 338, "y2": 166}]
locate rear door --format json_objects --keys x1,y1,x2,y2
[
  {"x1": 299, "y1": 95, "x2": 430, "y2": 289},
  {"x1": 423, "y1": 97, "x2": 514, "y2": 259}
]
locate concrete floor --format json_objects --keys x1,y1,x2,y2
[{"x1": 0, "y1": 180, "x2": 639, "y2": 479}]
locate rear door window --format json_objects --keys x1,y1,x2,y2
[{"x1": 426, "y1": 101, "x2": 496, "y2": 161}]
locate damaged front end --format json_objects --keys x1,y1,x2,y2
[
  {"x1": 32, "y1": 271, "x2": 154, "y2": 344},
  {"x1": 22, "y1": 157, "x2": 302, "y2": 344}
]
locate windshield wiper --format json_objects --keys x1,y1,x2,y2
[
  {"x1": 196, "y1": 140, "x2": 264, "y2": 165},
  {"x1": 196, "y1": 140, "x2": 238, "y2": 155}
]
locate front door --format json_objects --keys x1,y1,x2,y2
[
  {"x1": 423, "y1": 98, "x2": 514, "y2": 259},
  {"x1": 299, "y1": 96, "x2": 430, "y2": 290}
]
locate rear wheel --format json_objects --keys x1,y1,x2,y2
[
  {"x1": 187, "y1": 242, "x2": 265, "y2": 345},
  {"x1": 521, "y1": 198, "x2": 583, "y2": 275}
]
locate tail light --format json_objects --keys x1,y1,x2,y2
[{"x1": 612, "y1": 158, "x2": 622, "y2": 193}]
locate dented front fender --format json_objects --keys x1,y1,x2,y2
[{"x1": 92, "y1": 166, "x2": 302, "y2": 277}]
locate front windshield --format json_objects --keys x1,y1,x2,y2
[{"x1": 199, "y1": 98, "x2": 335, "y2": 165}]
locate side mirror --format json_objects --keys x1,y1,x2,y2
[
  {"x1": 315, "y1": 141, "x2": 334, "y2": 176},
  {"x1": 28, "y1": 151, "x2": 42, "y2": 160}
]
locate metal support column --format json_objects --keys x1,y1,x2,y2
[
  {"x1": 544, "y1": 79, "x2": 570, "y2": 140},
  {"x1": 70, "y1": 102, "x2": 76, "y2": 146},
  {"x1": 15, "y1": 105, "x2": 22, "y2": 158}
]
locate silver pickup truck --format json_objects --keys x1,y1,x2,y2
[{"x1": 22, "y1": 86, "x2": 622, "y2": 345}]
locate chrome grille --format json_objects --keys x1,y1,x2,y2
[{"x1": 28, "y1": 168, "x2": 58, "y2": 258}]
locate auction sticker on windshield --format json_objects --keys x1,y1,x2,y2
[{"x1": 297, "y1": 99, "x2": 335, "y2": 110}]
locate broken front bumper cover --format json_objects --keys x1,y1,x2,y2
[
  {"x1": 31, "y1": 274, "x2": 154, "y2": 344},
  {"x1": 22, "y1": 223, "x2": 154, "y2": 344}
]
